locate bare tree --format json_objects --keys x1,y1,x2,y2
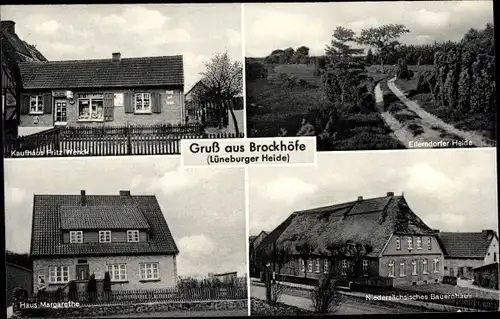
[{"x1": 196, "y1": 51, "x2": 242, "y2": 134}]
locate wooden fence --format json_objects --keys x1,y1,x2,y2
[
  {"x1": 33, "y1": 286, "x2": 247, "y2": 305},
  {"x1": 4, "y1": 125, "x2": 244, "y2": 157}
]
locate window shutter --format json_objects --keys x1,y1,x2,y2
[
  {"x1": 43, "y1": 92, "x2": 52, "y2": 114},
  {"x1": 152, "y1": 92, "x2": 161, "y2": 113},
  {"x1": 124, "y1": 92, "x2": 134, "y2": 113},
  {"x1": 104, "y1": 93, "x2": 114, "y2": 122},
  {"x1": 20, "y1": 93, "x2": 30, "y2": 114}
]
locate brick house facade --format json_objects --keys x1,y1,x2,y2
[
  {"x1": 30, "y1": 190, "x2": 179, "y2": 293},
  {"x1": 17, "y1": 53, "x2": 185, "y2": 136},
  {"x1": 437, "y1": 230, "x2": 499, "y2": 280},
  {"x1": 255, "y1": 193, "x2": 446, "y2": 286}
]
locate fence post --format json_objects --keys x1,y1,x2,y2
[{"x1": 126, "y1": 126, "x2": 132, "y2": 155}]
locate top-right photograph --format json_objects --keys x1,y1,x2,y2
[{"x1": 244, "y1": 1, "x2": 496, "y2": 151}]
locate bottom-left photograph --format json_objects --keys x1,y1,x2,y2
[{"x1": 4, "y1": 156, "x2": 248, "y2": 318}]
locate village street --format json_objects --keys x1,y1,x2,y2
[{"x1": 251, "y1": 284, "x2": 425, "y2": 314}]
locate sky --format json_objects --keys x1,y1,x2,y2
[
  {"x1": 1, "y1": 4, "x2": 243, "y2": 91},
  {"x1": 248, "y1": 148, "x2": 498, "y2": 236},
  {"x1": 244, "y1": 0, "x2": 494, "y2": 57},
  {"x1": 4, "y1": 156, "x2": 246, "y2": 278}
]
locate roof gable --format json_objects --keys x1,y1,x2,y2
[
  {"x1": 19, "y1": 55, "x2": 184, "y2": 89},
  {"x1": 438, "y1": 230, "x2": 497, "y2": 259},
  {"x1": 257, "y1": 195, "x2": 435, "y2": 258},
  {"x1": 59, "y1": 205, "x2": 150, "y2": 230},
  {"x1": 31, "y1": 193, "x2": 178, "y2": 257}
]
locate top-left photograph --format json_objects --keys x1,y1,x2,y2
[{"x1": 2, "y1": 4, "x2": 244, "y2": 158}]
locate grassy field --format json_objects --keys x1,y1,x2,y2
[{"x1": 246, "y1": 63, "x2": 405, "y2": 151}]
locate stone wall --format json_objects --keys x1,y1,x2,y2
[{"x1": 18, "y1": 299, "x2": 248, "y2": 317}]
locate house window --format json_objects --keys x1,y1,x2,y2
[
  {"x1": 30, "y1": 95, "x2": 43, "y2": 114},
  {"x1": 433, "y1": 258, "x2": 440, "y2": 273},
  {"x1": 78, "y1": 93, "x2": 104, "y2": 121},
  {"x1": 324, "y1": 259, "x2": 329, "y2": 273},
  {"x1": 399, "y1": 261, "x2": 406, "y2": 277},
  {"x1": 427, "y1": 237, "x2": 432, "y2": 250},
  {"x1": 308, "y1": 260, "x2": 313, "y2": 273},
  {"x1": 140, "y1": 262, "x2": 160, "y2": 280},
  {"x1": 407, "y1": 237, "x2": 413, "y2": 250},
  {"x1": 107, "y1": 264, "x2": 127, "y2": 281},
  {"x1": 127, "y1": 230, "x2": 139, "y2": 242},
  {"x1": 70, "y1": 231, "x2": 83, "y2": 243},
  {"x1": 99, "y1": 230, "x2": 111, "y2": 243},
  {"x1": 315, "y1": 258, "x2": 320, "y2": 273},
  {"x1": 494, "y1": 252, "x2": 497, "y2": 262},
  {"x1": 422, "y1": 259, "x2": 429, "y2": 274},
  {"x1": 299, "y1": 258, "x2": 305, "y2": 272},
  {"x1": 135, "y1": 93, "x2": 151, "y2": 113},
  {"x1": 48, "y1": 266, "x2": 69, "y2": 283},
  {"x1": 341, "y1": 260, "x2": 347, "y2": 276},
  {"x1": 55, "y1": 100, "x2": 67, "y2": 123},
  {"x1": 396, "y1": 236, "x2": 401, "y2": 250},
  {"x1": 412, "y1": 260, "x2": 418, "y2": 275},
  {"x1": 362, "y1": 260, "x2": 368, "y2": 275},
  {"x1": 416, "y1": 237, "x2": 422, "y2": 249},
  {"x1": 388, "y1": 260, "x2": 395, "y2": 277}
]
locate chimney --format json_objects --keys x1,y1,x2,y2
[
  {"x1": 387, "y1": 192, "x2": 394, "y2": 197},
  {"x1": 1, "y1": 21, "x2": 15, "y2": 34},
  {"x1": 80, "y1": 190, "x2": 87, "y2": 206},
  {"x1": 357, "y1": 196, "x2": 363, "y2": 201},
  {"x1": 482, "y1": 230, "x2": 494, "y2": 240},
  {"x1": 112, "y1": 52, "x2": 121, "y2": 62},
  {"x1": 119, "y1": 190, "x2": 131, "y2": 197}
]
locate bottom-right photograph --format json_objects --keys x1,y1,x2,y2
[{"x1": 248, "y1": 148, "x2": 499, "y2": 315}]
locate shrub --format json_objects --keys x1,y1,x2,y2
[
  {"x1": 407, "y1": 123, "x2": 425, "y2": 136},
  {"x1": 68, "y1": 281, "x2": 78, "y2": 301},
  {"x1": 311, "y1": 276, "x2": 343, "y2": 314},
  {"x1": 87, "y1": 273, "x2": 97, "y2": 302}
]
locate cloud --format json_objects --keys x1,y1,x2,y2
[
  {"x1": 4, "y1": 187, "x2": 28, "y2": 205},
  {"x1": 226, "y1": 29, "x2": 242, "y2": 47},
  {"x1": 33, "y1": 19, "x2": 62, "y2": 35},
  {"x1": 403, "y1": 162, "x2": 459, "y2": 198},
  {"x1": 178, "y1": 234, "x2": 217, "y2": 256},
  {"x1": 411, "y1": 9, "x2": 450, "y2": 29},
  {"x1": 261, "y1": 177, "x2": 317, "y2": 204},
  {"x1": 98, "y1": 6, "x2": 170, "y2": 34}
]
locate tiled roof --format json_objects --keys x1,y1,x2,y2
[
  {"x1": 257, "y1": 195, "x2": 436, "y2": 258},
  {"x1": 1, "y1": 28, "x2": 47, "y2": 64},
  {"x1": 59, "y1": 205, "x2": 150, "y2": 230},
  {"x1": 438, "y1": 231, "x2": 497, "y2": 259},
  {"x1": 19, "y1": 55, "x2": 184, "y2": 89},
  {"x1": 31, "y1": 194, "x2": 179, "y2": 257}
]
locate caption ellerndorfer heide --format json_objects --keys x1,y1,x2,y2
[{"x1": 181, "y1": 137, "x2": 316, "y2": 167}]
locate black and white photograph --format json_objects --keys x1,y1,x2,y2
[
  {"x1": 248, "y1": 148, "x2": 499, "y2": 315},
  {"x1": 244, "y1": 1, "x2": 496, "y2": 151},
  {"x1": 2, "y1": 4, "x2": 244, "y2": 158},
  {"x1": 4, "y1": 157, "x2": 248, "y2": 318}
]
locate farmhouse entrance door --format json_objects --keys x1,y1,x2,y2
[
  {"x1": 76, "y1": 264, "x2": 89, "y2": 281},
  {"x1": 54, "y1": 99, "x2": 67, "y2": 124}
]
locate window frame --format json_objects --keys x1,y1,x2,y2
[
  {"x1": 54, "y1": 100, "x2": 68, "y2": 124},
  {"x1": 315, "y1": 258, "x2": 320, "y2": 273},
  {"x1": 134, "y1": 92, "x2": 152, "y2": 114},
  {"x1": 127, "y1": 230, "x2": 140, "y2": 242},
  {"x1": 427, "y1": 237, "x2": 432, "y2": 250},
  {"x1": 362, "y1": 260, "x2": 369, "y2": 275},
  {"x1": 107, "y1": 264, "x2": 127, "y2": 282},
  {"x1": 412, "y1": 260, "x2": 418, "y2": 275},
  {"x1": 324, "y1": 259, "x2": 329, "y2": 273},
  {"x1": 77, "y1": 93, "x2": 105, "y2": 122},
  {"x1": 341, "y1": 260, "x2": 347, "y2": 276},
  {"x1": 299, "y1": 258, "x2": 305, "y2": 272},
  {"x1": 407, "y1": 236, "x2": 413, "y2": 250},
  {"x1": 422, "y1": 259, "x2": 429, "y2": 274},
  {"x1": 433, "y1": 258, "x2": 440, "y2": 273},
  {"x1": 395, "y1": 236, "x2": 401, "y2": 250},
  {"x1": 388, "y1": 260, "x2": 395, "y2": 277},
  {"x1": 416, "y1": 237, "x2": 422, "y2": 250},
  {"x1": 307, "y1": 260, "x2": 313, "y2": 273},
  {"x1": 48, "y1": 266, "x2": 69, "y2": 284},
  {"x1": 399, "y1": 261, "x2": 406, "y2": 277},
  {"x1": 140, "y1": 262, "x2": 160, "y2": 281},
  {"x1": 69, "y1": 231, "x2": 83, "y2": 244},
  {"x1": 29, "y1": 95, "x2": 44, "y2": 115},
  {"x1": 99, "y1": 230, "x2": 112, "y2": 243}
]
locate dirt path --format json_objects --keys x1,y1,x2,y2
[
  {"x1": 374, "y1": 83, "x2": 414, "y2": 147},
  {"x1": 387, "y1": 77, "x2": 491, "y2": 147}
]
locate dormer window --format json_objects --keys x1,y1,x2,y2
[
  {"x1": 416, "y1": 237, "x2": 422, "y2": 249},
  {"x1": 407, "y1": 237, "x2": 413, "y2": 250},
  {"x1": 127, "y1": 230, "x2": 139, "y2": 242},
  {"x1": 99, "y1": 230, "x2": 111, "y2": 243},
  {"x1": 70, "y1": 231, "x2": 83, "y2": 243}
]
